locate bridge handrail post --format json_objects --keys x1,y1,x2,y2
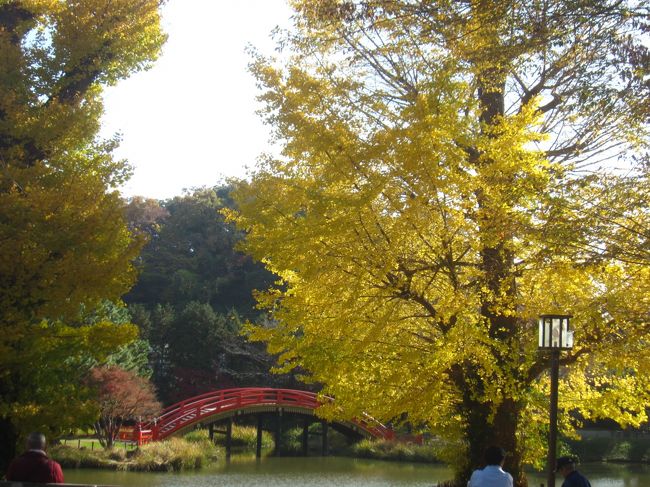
[
  {"x1": 151, "y1": 417, "x2": 158, "y2": 441},
  {"x1": 136, "y1": 423, "x2": 143, "y2": 446}
]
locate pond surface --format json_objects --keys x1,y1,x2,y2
[{"x1": 63, "y1": 456, "x2": 650, "y2": 487}]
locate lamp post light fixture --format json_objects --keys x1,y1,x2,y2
[{"x1": 538, "y1": 314, "x2": 573, "y2": 487}]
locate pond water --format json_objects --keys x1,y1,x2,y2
[{"x1": 63, "y1": 456, "x2": 650, "y2": 487}]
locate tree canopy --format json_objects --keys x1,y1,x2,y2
[
  {"x1": 231, "y1": 1, "x2": 650, "y2": 484},
  {"x1": 124, "y1": 187, "x2": 299, "y2": 404},
  {"x1": 0, "y1": 0, "x2": 165, "y2": 470},
  {"x1": 125, "y1": 187, "x2": 275, "y2": 316},
  {"x1": 88, "y1": 366, "x2": 161, "y2": 449}
]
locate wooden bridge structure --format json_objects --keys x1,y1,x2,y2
[{"x1": 119, "y1": 387, "x2": 395, "y2": 457}]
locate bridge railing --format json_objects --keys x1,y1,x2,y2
[
  {"x1": 127, "y1": 387, "x2": 393, "y2": 442},
  {"x1": 116, "y1": 426, "x2": 154, "y2": 445}
]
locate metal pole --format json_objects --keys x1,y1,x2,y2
[{"x1": 547, "y1": 349, "x2": 560, "y2": 487}]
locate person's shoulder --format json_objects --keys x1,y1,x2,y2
[
  {"x1": 49, "y1": 459, "x2": 64, "y2": 483},
  {"x1": 46, "y1": 457, "x2": 63, "y2": 470},
  {"x1": 469, "y1": 468, "x2": 484, "y2": 480},
  {"x1": 576, "y1": 471, "x2": 591, "y2": 487},
  {"x1": 504, "y1": 470, "x2": 514, "y2": 486},
  {"x1": 22, "y1": 450, "x2": 48, "y2": 458},
  {"x1": 563, "y1": 471, "x2": 590, "y2": 487},
  {"x1": 10, "y1": 450, "x2": 40, "y2": 463},
  {"x1": 468, "y1": 468, "x2": 483, "y2": 487}
]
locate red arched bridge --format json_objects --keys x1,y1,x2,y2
[{"x1": 120, "y1": 388, "x2": 398, "y2": 455}]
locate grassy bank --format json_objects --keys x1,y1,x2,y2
[
  {"x1": 60, "y1": 437, "x2": 137, "y2": 451},
  {"x1": 566, "y1": 436, "x2": 650, "y2": 463},
  {"x1": 52, "y1": 427, "x2": 442, "y2": 470},
  {"x1": 53, "y1": 427, "x2": 650, "y2": 473},
  {"x1": 344, "y1": 435, "x2": 650, "y2": 465},
  {"x1": 345, "y1": 438, "x2": 442, "y2": 463},
  {"x1": 51, "y1": 436, "x2": 220, "y2": 472},
  {"x1": 51, "y1": 425, "x2": 274, "y2": 471}
]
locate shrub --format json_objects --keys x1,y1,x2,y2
[
  {"x1": 130, "y1": 437, "x2": 219, "y2": 471},
  {"x1": 52, "y1": 437, "x2": 221, "y2": 472},
  {"x1": 348, "y1": 438, "x2": 441, "y2": 463},
  {"x1": 184, "y1": 429, "x2": 210, "y2": 443},
  {"x1": 50, "y1": 445, "x2": 115, "y2": 469},
  {"x1": 107, "y1": 449, "x2": 127, "y2": 462},
  {"x1": 565, "y1": 436, "x2": 650, "y2": 463}
]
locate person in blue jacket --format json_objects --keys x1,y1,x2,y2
[{"x1": 556, "y1": 456, "x2": 591, "y2": 487}]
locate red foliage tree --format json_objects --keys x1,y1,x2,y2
[{"x1": 88, "y1": 366, "x2": 161, "y2": 449}]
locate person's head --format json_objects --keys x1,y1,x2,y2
[
  {"x1": 555, "y1": 456, "x2": 576, "y2": 478},
  {"x1": 26, "y1": 432, "x2": 47, "y2": 451},
  {"x1": 484, "y1": 445, "x2": 507, "y2": 466}
]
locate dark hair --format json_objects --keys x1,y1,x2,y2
[
  {"x1": 555, "y1": 456, "x2": 576, "y2": 471},
  {"x1": 485, "y1": 445, "x2": 506, "y2": 465}
]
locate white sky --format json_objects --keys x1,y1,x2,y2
[{"x1": 100, "y1": 0, "x2": 293, "y2": 200}]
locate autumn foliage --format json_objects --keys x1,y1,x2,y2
[
  {"x1": 230, "y1": 1, "x2": 649, "y2": 485},
  {"x1": 88, "y1": 367, "x2": 161, "y2": 449},
  {"x1": 0, "y1": 0, "x2": 165, "y2": 470}
]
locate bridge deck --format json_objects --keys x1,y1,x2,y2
[{"x1": 127, "y1": 387, "x2": 393, "y2": 444}]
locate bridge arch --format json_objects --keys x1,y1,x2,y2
[{"x1": 141, "y1": 388, "x2": 394, "y2": 442}]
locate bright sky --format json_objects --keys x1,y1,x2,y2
[{"x1": 100, "y1": 0, "x2": 293, "y2": 200}]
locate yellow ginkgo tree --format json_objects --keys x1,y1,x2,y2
[
  {"x1": 230, "y1": 1, "x2": 649, "y2": 485},
  {"x1": 0, "y1": 0, "x2": 165, "y2": 469}
]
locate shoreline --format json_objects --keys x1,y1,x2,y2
[{"x1": 51, "y1": 433, "x2": 650, "y2": 473}]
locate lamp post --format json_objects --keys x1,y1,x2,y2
[{"x1": 538, "y1": 314, "x2": 573, "y2": 487}]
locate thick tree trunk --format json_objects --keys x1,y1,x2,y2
[
  {"x1": 455, "y1": 67, "x2": 528, "y2": 485},
  {"x1": 493, "y1": 399, "x2": 526, "y2": 487},
  {"x1": 456, "y1": 380, "x2": 526, "y2": 486}
]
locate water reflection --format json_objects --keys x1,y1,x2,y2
[
  {"x1": 526, "y1": 462, "x2": 650, "y2": 487},
  {"x1": 63, "y1": 456, "x2": 650, "y2": 487}
]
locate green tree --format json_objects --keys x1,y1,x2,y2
[
  {"x1": 126, "y1": 187, "x2": 275, "y2": 317},
  {"x1": 230, "y1": 1, "x2": 649, "y2": 484},
  {"x1": 0, "y1": 0, "x2": 165, "y2": 470},
  {"x1": 130, "y1": 300, "x2": 283, "y2": 404},
  {"x1": 123, "y1": 188, "x2": 300, "y2": 403},
  {"x1": 80, "y1": 300, "x2": 153, "y2": 379},
  {"x1": 132, "y1": 304, "x2": 176, "y2": 400}
]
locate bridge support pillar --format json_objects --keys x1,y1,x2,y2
[
  {"x1": 256, "y1": 414, "x2": 263, "y2": 458},
  {"x1": 208, "y1": 423, "x2": 214, "y2": 442},
  {"x1": 274, "y1": 412, "x2": 283, "y2": 456},
  {"x1": 225, "y1": 417, "x2": 232, "y2": 459},
  {"x1": 321, "y1": 421, "x2": 329, "y2": 456},
  {"x1": 302, "y1": 418, "x2": 309, "y2": 456}
]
